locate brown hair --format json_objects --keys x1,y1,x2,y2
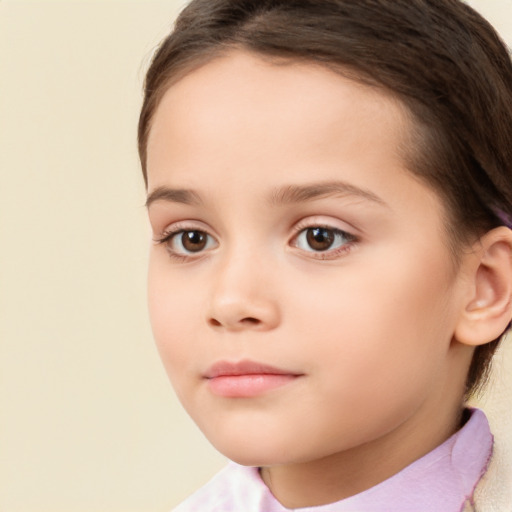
[{"x1": 138, "y1": 0, "x2": 512, "y2": 397}]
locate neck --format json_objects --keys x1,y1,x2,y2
[{"x1": 260, "y1": 386, "x2": 467, "y2": 508}]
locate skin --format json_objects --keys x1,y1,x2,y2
[{"x1": 145, "y1": 51, "x2": 483, "y2": 507}]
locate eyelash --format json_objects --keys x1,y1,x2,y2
[
  {"x1": 154, "y1": 222, "x2": 358, "y2": 262},
  {"x1": 153, "y1": 223, "x2": 216, "y2": 262},
  {"x1": 290, "y1": 222, "x2": 358, "y2": 260}
]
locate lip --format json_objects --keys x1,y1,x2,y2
[{"x1": 203, "y1": 360, "x2": 303, "y2": 398}]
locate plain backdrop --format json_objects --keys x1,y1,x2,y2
[{"x1": 0, "y1": 1, "x2": 511, "y2": 511}]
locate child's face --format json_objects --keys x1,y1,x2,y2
[{"x1": 146, "y1": 52, "x2": 471, "y2": 468}]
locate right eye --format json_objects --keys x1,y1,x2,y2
[
  {"x1": 156, "y1": 229, "x2": 218, "y2": 257},
  {"x1": 291, "y1": 226, "x2": 356, "y2": 256}
]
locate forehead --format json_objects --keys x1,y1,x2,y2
[
  {"x1": 146, "y1": 51, "x2": 413, "y2": 188},
  {"x1": 146, "y1": 50, "x2": 455, "y2": 263}
]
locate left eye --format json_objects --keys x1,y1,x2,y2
[
  {"x1": 168, "y1": 230, "x2": 217, "y2": 254},
  {"x1": 293, "y1": 227, "x2": 353, "y2": 252}
]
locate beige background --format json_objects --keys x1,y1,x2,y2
[{"x1": 0, "y1": 1, "x2": 511, "y2": 511}]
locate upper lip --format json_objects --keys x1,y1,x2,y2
[{"x1": 203, "y1": 360, "x2": 301, "y2": 379}]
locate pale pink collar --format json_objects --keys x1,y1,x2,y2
[{"x1": 173, "y1": 408, "x2": 493, "y2": 512}]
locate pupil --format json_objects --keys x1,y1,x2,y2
[
  {"x1": 306, "y1": 228, "x2": 334, "y2": 251},
  {"x1": 182, "y1": 231, "x2": 207, "y2": 252}
]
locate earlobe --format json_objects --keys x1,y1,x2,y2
[{"x1": 455, "y1": 227, "x2": 512, "y2": 347}]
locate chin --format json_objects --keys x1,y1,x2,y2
[
  {"x1": 224, "y1": 452, "x2": 274, "y2": 467},
  {"x1": 202, "y1": 428, "x2": 294, "y2": 467},
  {"x1": 211, "y1": 438, "x2": 283, "y2": 467},
  {"x1": 209, "y1": 429, "x2": 330, "y2": 468}
]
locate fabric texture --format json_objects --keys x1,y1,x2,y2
[{"x1": 172, "y1": 408, "x2": 493, "y2": 512}]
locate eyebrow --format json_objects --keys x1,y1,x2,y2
[
  {"x1": 145, "y1": 186, "x2": 202, "y2": 208},
  {"x1": 145, "y1": 180, "x2": 387, "y2": 209},
  {"x1": 268, "y1": 180, "x2": 388, "y2": 207}
]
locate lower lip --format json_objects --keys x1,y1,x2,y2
[{"x1": 206, "y1": 374, "x2": 298, "y2": 398}]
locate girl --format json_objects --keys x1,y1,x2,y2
[{"x1": 139, "y1": 1, "x2": 512, "y2": 510}]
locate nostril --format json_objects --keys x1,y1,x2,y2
[
  {"x1": 207, "y1": 316, "x2": 261, "y2": 328},
  {"x1": 241, "y1": 317, "x2": 260, "y2": 325}
]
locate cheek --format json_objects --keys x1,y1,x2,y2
[
  {"x1": 280, "y1": 270, "x2": 450, "y2": 448},
  {"x1": 147, "y1": 256, "x2": 200, "y2": 374},
  {"x1": 288, "y1": 251, "x2": 455, "y2": 387}
]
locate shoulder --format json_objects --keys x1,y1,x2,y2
[{"x1": 170, "y1": 463, "x2": 271, "y2": 512}]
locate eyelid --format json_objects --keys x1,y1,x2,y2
[
  {"x1": 289, "y1": 217, "x2": 359, "y2": 259},
  {"x1": 152, "y1": 216, "x2": 359, "y2": 261},
  {"x1": 291, "y1": 216, "x2": 358, "y2": 236},
  {"x1": 153, "y1": 221, "x2": 219, "y2": 260},
  {"x1": 153, "y1": 220, "x2": 214, "y2": 242}
]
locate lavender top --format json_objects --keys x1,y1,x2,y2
[{"x1": 172, "y1": 408, "x2": 492, "y2": 512}]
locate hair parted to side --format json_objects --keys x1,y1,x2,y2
[{"x1": 138, "y1": 0, "x2": 512, "y2": 397}]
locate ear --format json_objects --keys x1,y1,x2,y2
[{"x1": 454, "y1": 227, "x2": 512, "y2": 347}]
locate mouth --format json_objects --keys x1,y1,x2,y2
[{"x1": 203, "y1": 360, "x2": 303, "y2": 398}]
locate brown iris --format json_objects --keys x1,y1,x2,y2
[
  {"x1": 306, "y1": 227, "x2": 335, "y2": 251},
  {"x1": 181, "y1": 230, "x2": 208, "y2": 252}
]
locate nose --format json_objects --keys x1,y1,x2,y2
[{"x1": 206, "y1": 250, "x2": 281, "y2": 332}]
